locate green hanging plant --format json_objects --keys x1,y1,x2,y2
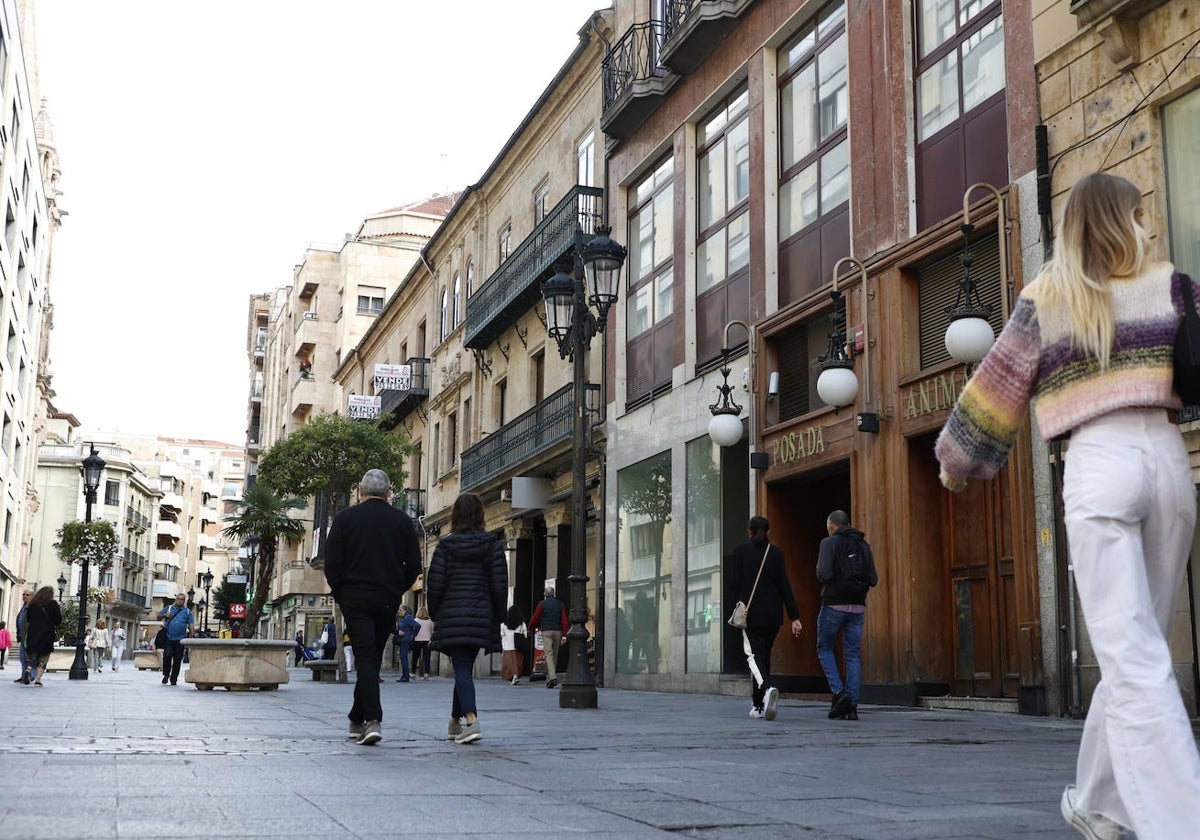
[{"x1": 53, "y1": 520, "x2": 120, "y2": 573}]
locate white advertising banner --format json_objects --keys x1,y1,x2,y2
[
  {"x1": 373, "y1": 363, "x2": 412, "y2": 392},
  {"x1": 348, "y1": 394, "x2": 382, "y2": 419}
]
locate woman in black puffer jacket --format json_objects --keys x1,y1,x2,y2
[{"x1": 427, "y1": 493, "x2": 507, "y2": 744}]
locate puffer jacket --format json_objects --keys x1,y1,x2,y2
[{"x1": 427, "y1": 529, "x2": 507, "y2": 653}]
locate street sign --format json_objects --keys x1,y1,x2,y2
[
  {"x1": 227, "y1": 574, "x2": 248, "y2": 584},
  {"x1": 229, "y1": 603, "x2": 246, "y2": 619}
]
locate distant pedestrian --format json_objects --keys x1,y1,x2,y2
[
  {"x1": 342, "y1": 630, "x2": 355, "y2": 672},
  {"x1": 0, "y1": 620, "x2": 11, "y2": 669},
  {"x1": 110, "y1": 624, "x2": 127, "y2": 671},
  {"x1": 815, "y1": 510, "x2": 878, "y2": 721},
  {"x1": 500, "y1": 606, "x2": 526, "y2": 686},
  {"x1": 156, "y1": 593, "x2": 193, "y2": 686},
  {"x1": 394, "y1": 605, "x2": 420, "y2": 682},
  {"x1": 529, "y1": 587, "x2": 567, "y2": 688},
  {"x1": 324, "y1": 468, "x2": 421, "y2": 747},
  {"x1": 23, "y1": 586, "x2": 62, "y2": 686},
  {"x1": 427, "y1": 492, "x2": 507, "y2": 745},
  {"x1": 936, "y1": 172, "x2": 1200, "y2": 839},
  {"x1": 293, "y1": 630, "x2": 305, "y2": 666},
  {"x1": 728, "y1": 516, "x2": 802, "y2": 721},
  {"x1": 12, "y1": 589, "x2": 31, "y2": 682},
  {"x1": 321, "y1": 618, "x2": 337, "y2": 660},
  {"x1": 88, "y1": 619, "x2": 110, "y2": 674},
  {"x1": 412, "y1": 606, "x2": 432, "y2": 679}
]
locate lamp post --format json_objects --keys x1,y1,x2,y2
[
  {"x1": 69, "y1": 447, "x2": 106, "y2": 681},
  {"x1": 540, "y1": 225, "x2": 626, "y2": 710},
  {"x1": 945, "y1": 183, "x2": 1011, "y2": 365},
  {"x1": 202, "y1": 568, "x2": 214, "y2": 633},
  {"x1": 196, "y1": 598, "x2": 207, "y2": 636},
  {"x1": 245, "y1": 535, "x2": 259, "y2": 597},
  {"x1": 57, "y1": 573, "x2": 66, "y2": 602},
  {"x1": 708, "y1": 320, "x2": 752, "y2": 448}
]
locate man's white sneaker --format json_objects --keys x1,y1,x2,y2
[
  {"x1": 748, "y1": 707, "x2": 764, "y2": 718},
  {"x1": 763, "y1": 687, "x2": 779, "y2": 720},
  {"x1": 1060, "y1": 785, "x2": 1129, "y2": 840}
]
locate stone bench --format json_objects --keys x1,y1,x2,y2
[
  {"x1": 135, "y1": 649, "x2": 163, "y2": 671},
  {"x1": 181, "y1": 638, "x2": 292, "y2": 691},
  {"x1": 304, "y1": 659, "x2": 339, "y2": 682}
]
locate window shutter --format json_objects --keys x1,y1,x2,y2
[
  {"x1": 777, "y1": 325, "x2": 811, "y2": 423},
  {"x1": 917, "y1": 232, "x2": 1003, "y2": 370}
]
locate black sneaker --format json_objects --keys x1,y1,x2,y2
[
  {"x1": 845, "y1": 706, "x2": 859, "y2": 720},
  {"x1": 829, "y1": 691, "x2": 851, "y2": 719},
  {"x1": 162, "y1": 676, "x2": 169, "y2": 685}
]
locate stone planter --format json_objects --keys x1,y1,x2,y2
[
  {"x1": 135, "y1": 649, "x2": 163, "y2": 671},
  {"x1": 181, "y1": 638, "x2": 292, "y2": 691},
  {"x1": 45, "y1": 646, "x2": 80, "y2": 672}
]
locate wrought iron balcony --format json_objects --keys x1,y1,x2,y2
[
  {"x1": 601, "y1": 21, "x2": 679, "y2": 140},
  {"x1": 378, "y1": 357, "x2": 431, "y2": 429},
  {"x1": 464, "y1": 185, "x2": 604, "y2": 350},
  {"x1": 660, "y1": 0, "x2": 756, "y2": 74},
  {"x1": 119, "y1": 588, "x2": 147, "y2": 608},
  {"x1": 461, "y1": 383, "x2": 581, "y2": 492}
]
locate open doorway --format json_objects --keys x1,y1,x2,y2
[{"x1": 733, "y1": 460, "x2": 851, "y2": 691}]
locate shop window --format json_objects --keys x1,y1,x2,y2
[
  {"x1": 627, "y1": 157, "x2": 675, "y2": 406},
  {"x1": 915, "y1": 232, "x2": 1004, "y2": 371},
  {"x1": 914, "y1": 0, "x2": 1006, "y2": 229},
  {"x1": 616, "y1": 451, "x2": 672, "y2": 675},
  {"x1": 697, "y1": 87, "x2": 751, "y2": 368},
  {"x1": 1165, "y1": 88, "x2": 1200, "y2": 278},
  {"x1": 685, "y1": 436, "x2": 722, "y2": 673},
  {"x1": 778, "y1": 0, "x2": 851, "y2": 304}
]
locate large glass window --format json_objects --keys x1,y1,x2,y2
[
  {"x1": 685, "y1": 437, "x2": 722, "y2": 673},
  {"x1": 627, "y1": 157, "x2": 675, "y2": 406},
  {"x1": 778, "y1": 0, "x2": 850, "y2": 304},
  {"x1": 616, "y1": 451, "x2": 672, "y2": 675},
  {"x1": 697, "y1": 87, "x2": 751, "y2": 366},
  {"x1": 1165, "y1": 88, "x2": 1200, "y2": 279},
  {"x1": 913, "y1": 0, "x2": 1006, "y2": 228}
]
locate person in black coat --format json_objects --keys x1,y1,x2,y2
[
  {"x1": 324, "y1": 468, "x2": 421, "y2": 746},
  {"x1": 23, "y1": 586, "x2": 62, "y2": 686},
  {"x1": 727, "y1": 516, "x2": 802, "y2": 721},
  {"x1": 427, "y1": 492, "x2": 507, "y2": 745}
]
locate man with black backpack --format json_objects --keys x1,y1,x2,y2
[{"x1": 815, "y1": 509, "x2": 878, "y2": 721}]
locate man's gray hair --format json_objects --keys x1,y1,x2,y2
[
  {"x1": 827, "y1": 509, "x2": 850, "y2": 528},
  {"x1": 544, "y1": 587, "x2": 555, "y2": 598},
  {"x1": 360, "y1": 469, "x2": 391, "y2": 497}
]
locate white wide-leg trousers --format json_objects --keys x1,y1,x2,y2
[{"x1": 1063, "y1": 408, "x2": 1200, "y2": 838}]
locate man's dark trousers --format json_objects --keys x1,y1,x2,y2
[
  {"x1": 342, "y1": 600, "x2": 396, "y2": 724},
  {"x1": 162, "y1": 639, "x2": 185, "y2": 684}
]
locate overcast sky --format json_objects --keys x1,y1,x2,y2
[{"x1": 34, "y1": 0, "x2": 605, "y2": 444}]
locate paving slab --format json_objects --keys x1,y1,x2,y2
[{"x1": 2, "y1": 662, "x2": 1193, "y2": 838}]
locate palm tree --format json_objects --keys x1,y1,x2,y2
[{"x1": 222, "y1": 482, "x2": 306, "y2": 638}]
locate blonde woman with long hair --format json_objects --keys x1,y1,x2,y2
[{"x1": 937, "y1": 172, "x2": 1200, "y2": 839}]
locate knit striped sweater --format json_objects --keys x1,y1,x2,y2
[{"x1": 935, "y1": 262, "x2": 1191, "y2": 482}]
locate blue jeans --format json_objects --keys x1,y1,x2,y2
[
  {"x1": 816, "y1": 606, "x2": 864, "y2": 704},
  {"x1": 448, "y1": 647, "x2": 479, "y2": 718},
  {"x1": 397, "y1": 640, "x2": 412, "y2": 678}
]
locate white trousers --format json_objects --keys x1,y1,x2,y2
[{"x1": 1063, "y1": 408, "x2": 1200, "y2": 838}]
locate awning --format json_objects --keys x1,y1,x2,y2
[{"x1": 0, "y1": 561, "x2": 23, "y2": 585}]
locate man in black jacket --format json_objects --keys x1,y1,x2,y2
[
  {"x1": 728, "y1": 516, "x2": 802, "y2": 721},
  {"x1": 324, "y1": 469, "x2": 421, "y2": 746},
  {"x1": 815, "y1": 509, "x2": 878, "y2": 721}
]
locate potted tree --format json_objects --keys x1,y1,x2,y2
[{"x1": 179, "y1": 483, "x2": 304, "y2": 690}]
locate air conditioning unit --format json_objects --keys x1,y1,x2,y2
[
  {"x1": 499, "y1": 488, "x2": 512, "y2": 502},
  {"x1": 302, "y1": 311, "x2": 318, "y2": 320}
]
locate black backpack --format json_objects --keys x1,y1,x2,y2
[{"x1": 835, "y1": 534, "x2": 870, "y2": 598}]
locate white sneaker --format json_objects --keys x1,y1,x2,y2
[
  {"x1": 1060, "y1": 786, "x2": 1129, "y2": 840},
  {"x1": 763, "y1": 686, "x2": 779, "y2": 720},
  {"x1": 748, "y1": 707, "x2": 764, "y2": 718}
]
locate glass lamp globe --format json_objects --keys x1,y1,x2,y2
[
  {"x1": 944, "y1": 316, "x2": 995, "y2": 364},
  {"x1": 816, "y1": 366, "x2": 859, "y2": 408},
  {"x1": 708, "y1": 412, "x2": 743, "y2": 447}
]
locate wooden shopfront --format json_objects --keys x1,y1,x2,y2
[{"x1": 753, "y1": 207, "x2": 1047, "y2": 711}]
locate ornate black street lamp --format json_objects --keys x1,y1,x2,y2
[
  {"x1": 540, "y1": 225, "x2": 626, "y2": 710},
  {"x1": 202, "y1": 568, "x2": 214, "y2": 633},
  {"x1": 69, "y1": 447, "x2": 106, "y2": 681}
]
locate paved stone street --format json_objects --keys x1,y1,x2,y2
[{"x1": 0, "y1": 661, "x2": 1140, "y2": 839}]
